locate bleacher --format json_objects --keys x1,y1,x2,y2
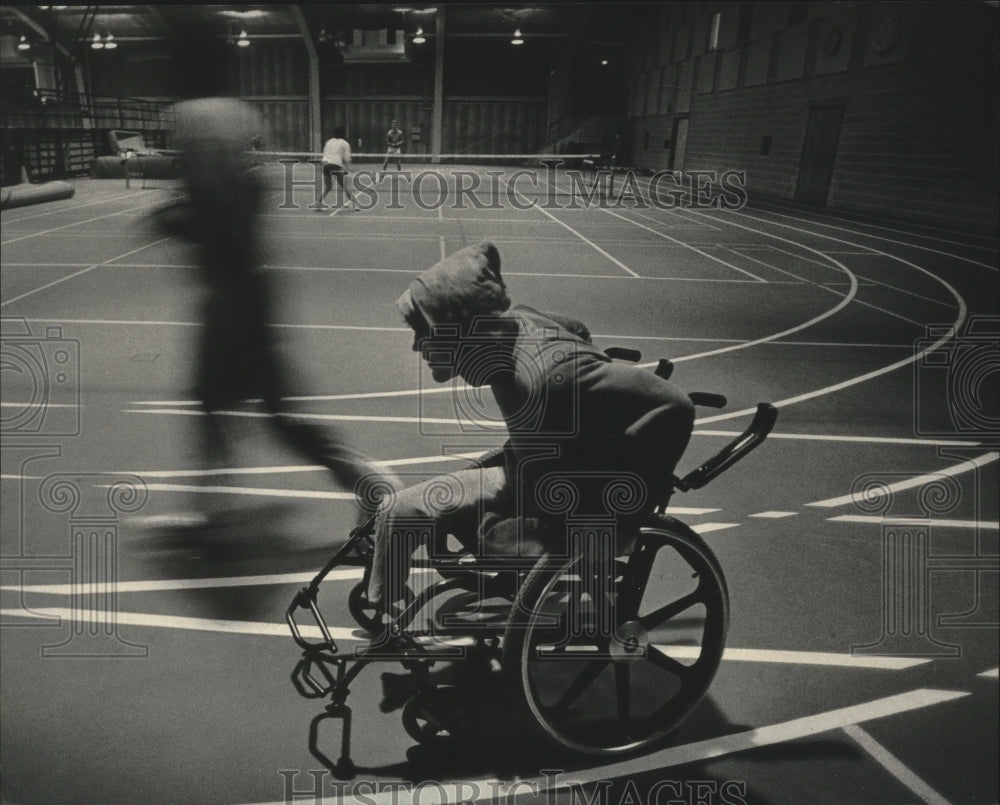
[{"x1": 0, "y1": 88, "x2": 175, "y2": 184}]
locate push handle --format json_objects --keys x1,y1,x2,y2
[
  {"x1": 674, "y1": 403, "x2": 778, "y2": 491},
  {"x1": 689, "y1": 392, "x2": 727, "y2": 409}
]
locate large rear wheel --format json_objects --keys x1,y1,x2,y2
[{"x1": 501, "y1": 515, "x2": 729, "y2": 756}]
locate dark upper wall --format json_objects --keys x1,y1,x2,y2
[
  {"x1": 623, "y1": 1, "x2": 999, "y2": 234},
  {"x1": 83, "y1": 31, "x2": 556, "y2": 154}
]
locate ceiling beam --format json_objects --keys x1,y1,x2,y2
[{"x1": 142, "y1": 5, "x2": 176, "y2": 36}]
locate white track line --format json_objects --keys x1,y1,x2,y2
[
  {"x1": 2, "y1": 569, "x2": 357, "y2": 594},
  {"x1": 807, "y1": 452, "x2": 999, "y2": 508},
  {"x1": 752, "y1": 204, "x2": 999, "y2": 270},
  {"x1": 595, "y1": 209, "x2": 861, "y2": 372},
  {"x1": 130, "y1": 482, "x2": 357, "y2": 500},
  {"x1": 689, "y1": 523, "x2": 740, "y2": 534},
  {"x1": 0, "y1": 606, "x2": 357, "y2": 641},
  {"x1": 1, "y1": 237, "x2": 171, "y2": 308},
  {"x1": 693, "y1": 430, "x2": 982, "y2": 447},
  {"x1": 1, "y1": 567, "x2": 428, "y2": 595},
  {"x1": 111, "y1": 452, "x2": 488, "y2": 478},
  {"x1": 712, "y1": 647, "x2": 928, "y2": 670},
  {"x1": 498, "y1": 175, "x2": 641, "y2": 278},
  {"x1": 977, "y1": 667, "x2": 998, "y2": 678},
  {"x1": 843, "y1": 724, "x2": 952, "y2": 805},
  {"x1": 14, "y1": 315, "x2": 919, "y2": 349},
  {"x1": 240, "y1": 688, "x2": 969, "y2": 805},
  {"x1": 121, "y1": 408, "x2": 506, "y2": 428},
  {"x1": 762, "y1": 242, "x2": 957, "y2": 308},
  {"x1": 829, "y1": 515, "x2": 999, "y2": 531},
  {"x1": 116, "y1": 406, "x2": 985, "y2": 450},
  {"x1": 677, "y1": 207, "x2": 968, "y2": 425},
  {"x1": 751, "y1": 198, "x2": 997, "y2": 246},
  {"x1": 0, "y1": 605, "x2": 932, "y2": 673}
]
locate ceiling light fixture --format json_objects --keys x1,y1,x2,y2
[
  {"x1": 412, "y1": 26, "x2": 425, "y2": 43},
  {"x1": 601, "y1": 59, "x2": 608, "y2": 65},
  {"x1": 17, "y1": 34, "x2": 31, "y2": 51},
  {"x1": 91, "y1": 32, "x2": 104, "y2": 49},
  {"x1": 104, "y1": 32, "x2": 117, "y2": 50},
  {"x1": 511, "y1": 28, "x2": 524, "y2": 45},
  {"x1": 237, "y1": 29, "x2": 250, "y2": 47}
]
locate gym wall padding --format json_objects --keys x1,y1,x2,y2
[
  {"x1": 91, "y1": 154, "x2": 178, "y2": 179},
  {"x1": 1, "y1": 181, "x2": 75, "y2": 210}
]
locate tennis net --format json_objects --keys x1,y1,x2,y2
[{"x1": 120, "y1": 149, "x2": 656, "y2": 210}]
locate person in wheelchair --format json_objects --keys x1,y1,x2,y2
[{"x1": 367, "y1": 241, "x2": 695, "y2": 628}]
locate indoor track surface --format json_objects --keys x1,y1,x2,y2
[{"x1": 2, "y1": 173, "x2": 998, "y2": 805}]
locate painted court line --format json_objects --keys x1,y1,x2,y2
[
  {"x1": 1, "y1": 237, "x2": 171, "y2": 308},
  {"x1": 749, "y1": 511, "x2": 798, "y2": 519},
  {"x1": 977, "y1": 668, "x2": 998, "y2": 678},
  {"x1": 829, "y1": 515, "x2": 999, "y2": 531},
  {"x1": 0, "y1": 192, "x2": 160, "y2": 245},
  {"x1": 498, "y1": 175, "x2": 642, "y2": 278},
  {"x1": 241, "y1": 688, "x2": 969, "y2": 805},
  {"x1": 607, "y1": 208, "x2": 768, "y2": 282},
  {"x1": 843, "y1": 724, "x2": 951, "y2": 805},
  {"x1": 807, "y1": 452, "x2": 999, "y2": 508},
  {"x1": 0, "y1": 190, "x2": 143, "y2": 222}
]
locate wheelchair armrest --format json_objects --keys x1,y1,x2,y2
[
  {"x1": 468, "y1": 446, "x2": 507, "y2": 470},
  {"x1": 689, "y1": 392, "x2": 727, "y2": 409},
  {"x1": 605, "y1": 347, "x2": 642, "y2": 362},
  {"x1": 654, "y1": 359, "x2": 674, "y2": 380}
]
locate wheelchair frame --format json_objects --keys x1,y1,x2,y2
[{"x1": 286, "y1": 356, "x2": 777, "y2": 774}]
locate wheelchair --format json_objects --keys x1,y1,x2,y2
[{"x1": 287, "y1": 351, "x2": 777, "y2": 772}]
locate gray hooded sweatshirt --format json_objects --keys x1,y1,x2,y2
[{"x1": 397, "y1": 242, "x2": 695, "y2": 530}]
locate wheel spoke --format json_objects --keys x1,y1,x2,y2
[
  {"x1": 615, "y1": 663, "x2": 631, "y2": 723},
  {"x1": 638, "y1": 588, "x2": 702, "y2": 630},
  {"x1": 647, "y1": 643, "x2": 693, "y2": 678},
  {"x1": 619, "y1": 544, "x2": 657, "y2": 619},
  {"x1": 539, "y1": 657, "x2": 611, "y2": 716}
]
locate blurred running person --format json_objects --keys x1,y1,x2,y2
[
  {"x1": 146, "y1": 30, "x2": 400, "y2": 538},
  {"x1": 320, "y1": 126, "x2": 358, "y2": 211}
]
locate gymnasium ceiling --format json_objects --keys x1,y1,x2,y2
[{"x1": 1, "y1": 4, "x2": 639, "y2": 59}]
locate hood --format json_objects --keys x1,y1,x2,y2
[{"x1": 395, "y1": 242, "x2": 509, "y2": 330}]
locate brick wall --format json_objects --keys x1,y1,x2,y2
[{"x1": 624, "y1": 2, "x2": 999, "y2": 235}]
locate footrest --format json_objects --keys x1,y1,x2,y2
[{"x1": 287, "y1": 587, "x2": 339, "y2": 653}]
